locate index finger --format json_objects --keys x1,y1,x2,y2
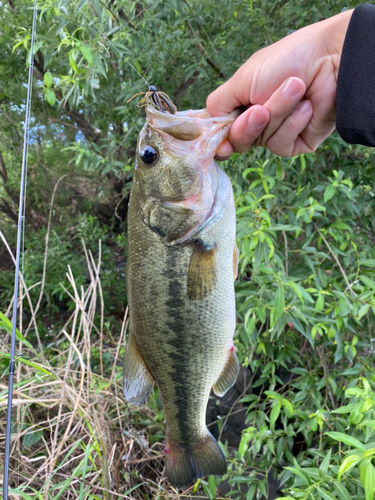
[{"x1": 206, "y1": 70, "x2": 251, "y2": 117}]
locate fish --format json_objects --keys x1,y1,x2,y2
[{"x1": 123, "y1": 92, "x2": 240, "y2": 488}]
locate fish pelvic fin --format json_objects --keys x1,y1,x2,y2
[
  {"x1": 165, "y1": 431, "x2": 227, "y2": 488},
  {"x1": 123, "y1": 333, "x2": 155, "y2": 404},
  {"x1": 213, "y1": 350, "x2": 239, "y2": 397},
  {"x1": 187, "y1": 240, "x2": 217, "y2": 300}
]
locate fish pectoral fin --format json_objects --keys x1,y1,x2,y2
[
  {"x1": 212, "y1": 350, "x2": 239, "y2": 397},
  {"x1": 233, "y1": 242, "x2": 239, "y2": 281},
  {"x1": 123, "y1": 334, "x2": 155, "y2": 404},
  {"x1": 187, "y1": 240, "x2": 217, "y2": 300}
]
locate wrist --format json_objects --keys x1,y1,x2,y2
[{"x1": 322, "y1": 9, "x2": 354, "y2": 75}]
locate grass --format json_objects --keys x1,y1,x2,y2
[{"x1": 0, "y1": 233, "x2": 227, "y2": 500}]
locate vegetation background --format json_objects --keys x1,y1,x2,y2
[{"x1": 1, "y1": 0, "x2": 375, "y2": 498}]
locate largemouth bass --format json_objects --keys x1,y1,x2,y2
[{"x1": 123, "y1": 93, "x2": 239, "y2": 488}]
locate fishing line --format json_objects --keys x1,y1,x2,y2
[
  {"x1": 70, "y1": 0, "x2": 150, "y2": 87},
  {"x1": 3, "y1": 0, "x2": 38, "y2": 497}
]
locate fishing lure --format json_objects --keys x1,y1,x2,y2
[{"x1": 127, "y1": 85, "x2": 177, "y2": 114}]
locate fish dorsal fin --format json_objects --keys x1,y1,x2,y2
[
  {"x1": 233, "y1": 243, "x2": 239, "y2": 281},
  {"x1": 187, "y1": 240, "x2": 217, "y2": 300},
  {"x1": 212, "y1": 350, "x2": 239, "y2": 397},
  {"x1": 123, "y1": 334, "x2": 155, "y2": 404}
]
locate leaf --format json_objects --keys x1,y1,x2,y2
[
  {"x1": 362, "y1": 259, "x2": 375, "y2": 267},
  {"x1": 239, "y1": 433, "x2": 250, "y2": 457},
  {"x1": 46, "y1": 89, "x2": 56, "y2": 106},
  {"x1": 270, "y1": 401, "x2": 281, "y2": 428},
  {"x1": 360, "y1": 420, "x2": 375, "y2": 429},
  {"x1": 79, "y1": 44, "x2": 93, "y2": 65},
  {"x1": 315, "y1": 293, "x2": 324, "y2": 311},
  {"x1": 333, "y1": 481, "x2": 352, "y2": 500},
  {"x1": 326, "y1": 431, "x2": 366, "y2": 452},
  {"x1": 75, "y1": 0, "x2": 89, "y2": 13},
  {"x1": 316, "y1": 486, "x2": 338, "y2": 500},
  {"x1": 23, "y1": 430, "x2": 43, "y2": 448},
  {"x1": 9, "y1": 490, "x2": 35, "y2": 500},
  {"x1": 247, "y1": 484, "x2": 257, "y2": 500},
  {"x1": 69, "y1": 49, "x2": 80, "y2": 73},
  {"x1": 363, "y1": 461, "x2": 375, "y2": 500},
  {"x1": 360, "y1": 275, "x2": 375, "y2": 289},
  {"x1": 44, "y1": 71, "x2": 53, "y2": 87},
  {"x1": 358, "y1": 304, "x2": 371, "y2": 319},
  {"x1": 21, "y1": 358, "x2": 53, "y2": 376},
  {"x1": 332, "y1": 403, "x2": 359, "y2": 414},
  {"x1": 0, "y1": 312, "x2": 40, "y2": 358},
  {"x1": 320, "y1": 447, "x2": 332, "y2": 475},
  {"x1": 282, "y1": 398, "x2": 294, "y2": 417},
  {"x1": 264, "y1": 390, "x2": 281, "y2": 400},
  {"x1": 273, "y1": 286, "x2": 285, "y2": 323},
  {"x1": 324, "y1": 184, "x2": 336, "y2": 202},
  {"x1": 191, "y1": 480, "x2": 200, "y2": 494},
  {"x1": 208, "y1": 475, "x2": 217, "y2": 499},
  {"x1": 271, "y1": 224, "x2": 301, "y2": 231},
  {"x1": 337, "y1": 454, "x2": 362, "y2": 481},
  {"x1": 331, "y1": 222, "x2": 351, "y2": 230},
  {"x1": 284, "y1": 466, "x2": 311, "y2": 486}
]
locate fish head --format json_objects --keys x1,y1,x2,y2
[{"x1": 133, "y1": 103, "x2": 238, "y2": 243}]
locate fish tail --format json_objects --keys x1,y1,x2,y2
[{"x1": 165, "y1": 431, "x2": 227, "y2": 488}]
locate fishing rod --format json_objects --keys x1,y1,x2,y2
[
  {"x1": 3, "y1": 0, "x2": 38, "y2": 497},
  {"x1": 2, "y1": 1, "x2": 171, "y2": 496}
]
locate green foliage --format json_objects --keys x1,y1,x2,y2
[
  {"x1": 214, "y1": 138, "x2": 375, "y2": 498},
  {"x1": 1, "y1": 0, "x2": 375, "y2": 498}
]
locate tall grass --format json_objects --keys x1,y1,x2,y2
[{"x1": 1, "y1": 234, "x2": 221, "y2": 500}]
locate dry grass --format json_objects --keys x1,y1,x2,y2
[{"x1": 0, "y1": 232, "x2": 222, "y2": 500}]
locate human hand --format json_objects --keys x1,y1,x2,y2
[{"x1": 207, "y1": 9, "x2": 353, "y2": 158}]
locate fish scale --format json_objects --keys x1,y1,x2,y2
[{"x1": 123, "y1": 94, "x2": 240, "y2": 487}]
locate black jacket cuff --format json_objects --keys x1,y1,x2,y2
[{"x1": 336, "y1": 4, "x2": 375, "y2": 146}]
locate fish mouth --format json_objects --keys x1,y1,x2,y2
[{"x1": 147, "y1": 106, "x2": 240, "y2": 141}]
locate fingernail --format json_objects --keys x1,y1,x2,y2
[
  {"x1": 282, "y1": 77, "x2": 302, "y2": 97},
  {"x1": 248, "y1": 110, "x2": 267, "y2": 128},
  {"x1": 298, "y1": 100, "x2": 311, "y2": 113}
]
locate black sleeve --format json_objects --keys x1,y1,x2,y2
[{"x1": 336, "y1": 4, "x2": 375, "y2": 147}]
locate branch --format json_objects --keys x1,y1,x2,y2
[
  {"x1": 0, "y1": 149, "x2": 19, "y2": 207},
  {"x1": 185, "y1": 21, "x2": 226, "y2": 80},
  {"x1": 0, "y1": 199, "x2": 18, "y2": 224},
  {"x1": 314, "y1": 223, "x2": 358, "y2": 298},
  {"x1": 173, "y1": 69, "x2": 200, "y2": 107},
  {"x1": 0, "y1": 108, "x2": 21, "y2": 142},
  {"x1": 32, "y1": 63, "x2": 101, "y2": 143},
  {"x1": 282, "y1": 230, "x2": 288, "y2": 277},
  {"x1": 46, "y1": 116, "x2": 81, "y2": 131},
  {"x1": 106, "y1": 0, "x2": 138, "y2": 30},
  {"x1": 0, "y1": 149, "x2": 8, "y2": 183}
]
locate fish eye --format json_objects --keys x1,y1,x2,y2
[{"x1": 139, "y1": 145, "x2": 158, "y2": 165}]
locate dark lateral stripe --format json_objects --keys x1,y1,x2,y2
[{"x1": 165, "y1": 246, "x2": 193, "y2": 445}]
